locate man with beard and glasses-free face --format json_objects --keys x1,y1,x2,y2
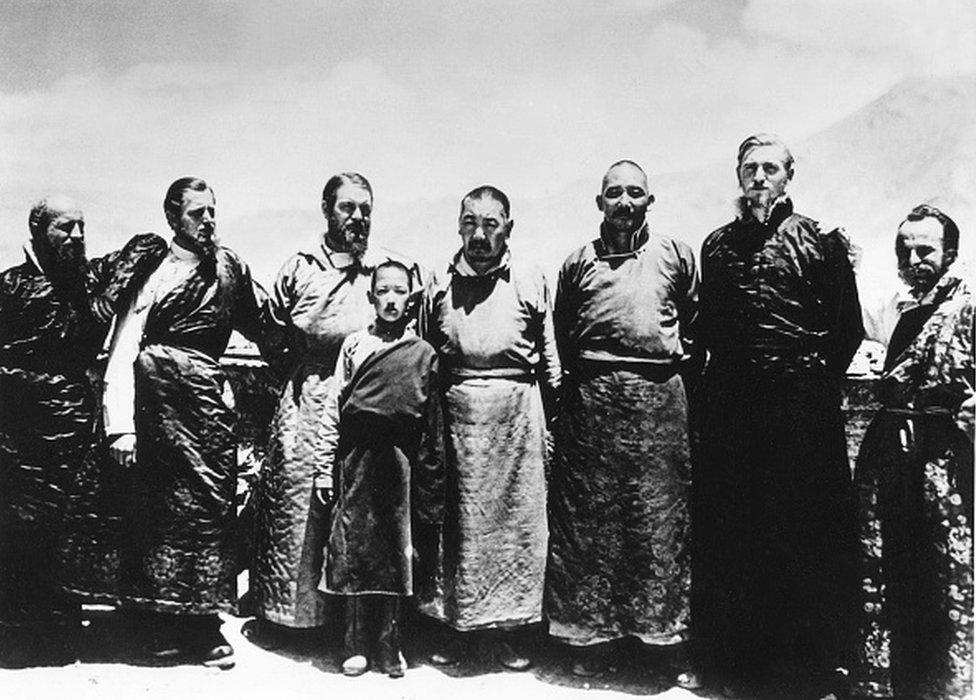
[
  {"x1": 0, "y1": 197, "x2": 165, "y2": 667},
  {"x1": 103, "y1": 178, "x2": 269, "y2": 670},
  {"x1": 546, "y1": 161, "x2": 700, "y2": 684},
  {"x1": 419, "y1": 186, "x2": 560, "y2": 672},
  {"x1": 852, "y1": 205, "x2": 972, "y2": 700},
  {"x1": 250, "y1": 173, "x2": 424, "y2": 644},
  {"x1": 694, "y1": 134, "x2": 864, "y2": 698}
]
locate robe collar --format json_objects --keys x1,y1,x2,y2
[
  {"x1": 595, "y1": 222, "x2": 650, "y2": 259},
  {"x1": 737, "y1": 195, "x2": 794, "y2": 230},
  {"x1": 449, "y1": 248, "x2": 511, "y2": 279}
]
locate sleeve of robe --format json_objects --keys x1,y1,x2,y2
[
  {"x1": 258, "y1": 256, "x2": 300, "y2": 379},
  {"x1": 531, "y1": 271, "x2": 561, "y2": 423},
  {"x1": 553, "y1": 256, "x2": 578, "y2": 381},
  {"x1": 229, "y1": 254, "x2": 274, "y2": 349},
  {"x1": 820, "y1": 227, "x2": 865, "y2": 375},
  {"x1": 413, "y1": 351, "x2": 445, "y2": 526},
  {"x1": 88, "y1": 232, "x2": 169, "y2": 323},
  {"x1": 675, "y1": 241, "x2": 704, "y2": 392},
  {"x1": 310, "y1": 334, "x2": 356, "y2": 487}
]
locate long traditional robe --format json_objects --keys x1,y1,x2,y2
[
  {"x1": 252, "y1": 243, "x2": 423, "y2": 627},
  {"x1": 112, "y1": 245, "x2": 268, "y2": 614},
  {"x1": 0, "y1": 233, "x2": 167, "y2": 626},
  {"x1": 419, "y1": 251, "x2": 560, "y2": 631},
  {"x1": 319, "y1": 332, "x2": 443, "y2": 597},
  {"x1": 547, "y1": 225, "x2": 699, "y2": 646},
  {"x1": 852, "y1": 269, "x2": 973, "y2": 700},
  {"x1": 694, "y1": 198, "x2": 864, "y2": 684}
]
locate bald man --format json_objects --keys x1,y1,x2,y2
[
  {"x1": 0, "y1": 197, "x2": 165, "y2": 666},
  {"x1": 547, "y1": 161, "x2": 701, "y2": 683}
]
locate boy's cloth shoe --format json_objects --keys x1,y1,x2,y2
[{"x1": 342, "y1": 654, "x2": 369, "y2": 676}]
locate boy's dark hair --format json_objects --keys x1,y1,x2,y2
[{"x1": 371, "y1": 259, "x2": 414, "y2": 291}]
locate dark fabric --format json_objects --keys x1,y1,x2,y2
[
  {"x1": 698, "y1": 198, "x2": 863, "y2": 375},
  {"x1": 344, "y1": 595, "x2": 401, "y2": 663},
  {"x1": 325, "y1": 337, "x2": 442, "y2": 596},
  {"x1": 0, "y1": 233, "x2": 167, "y2": 620},
  {"x1": 547, "y1": 370, "x2": 691, "y2": 646},
  {"x1": 693, "y1": 369, "x2": 859, "y2": 683},
  {"x1": 121, "y1": 246, "x2": 268, "y2": 614},
  {"x1": 694, "y1": 201, "x2": 863, "y2": 685},
  {"x1": 852, "y1": 272, "x2": 973, "y2": 699}
]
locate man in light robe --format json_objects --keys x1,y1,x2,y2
[
  {"x1": 250, "y1": 173, "x2": 423, "y2": 641},
  {"x1": 547, "y1": 161, "x2": 700, "y2": 684},
  {"x1": 104, "y1": 177, "x2": 268, "y2": 669},
  {"x1": 419, "y1": 185, "x2": 560, "y2": 671}
]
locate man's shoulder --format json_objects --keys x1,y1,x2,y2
[
  {"x1": 702, "y1": 219, "x2": 737, "y2": 253},
  {"x1": 559, "y1": 240, "x2": 597, "y2": 271}
]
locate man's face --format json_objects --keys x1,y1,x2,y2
[
  {"x1": 171, "y1": 188, "x2": 217, "y2": 255},
  {"x1": 324, "y1": 183, "x2": 372, "y2": 257},
  {"x1": 459, "y1": 195, "x2": 511, "y2": 267},
  {"x1": 896, "y1": 216, "x2": 954, "y2": 295},
  {"x1": 369, "y1": 265, "x2": 412, "y2": 324},
  {"x1": 596, "y1": 164, "x2": 651, "y2": 235},
  {"x1": 42, "y1": 198, "x2": 86, "y2": 268},
  {"x1": 737, "y1": 144, "x2": 792, "y2": 209}
]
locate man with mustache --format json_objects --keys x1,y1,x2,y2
[
  {"x1": 419, "y1": 186, "x2": 560, "y2": 671},
  {"x1": 852, "y1": 205, "x2": 972, "y2": 700},
  {"x1": 103, "y1": 177, "x2": 269, "y2": 669},
  {"x1": 694, "y1": 134, "x2": 864, "y2": 698},
  {"x1": 547, "y1": 161, "x2": 700, "y2": 684},
  {"x1": 250, "y1": 173, "x2": 423, "y2": 643},
  {"x1": 0, "y1": 196, "x2": 165, "y2": 666}
]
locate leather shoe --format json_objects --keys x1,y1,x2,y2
[{"x1": 495, "y1": 640, "x2": 532, "y2": 672}]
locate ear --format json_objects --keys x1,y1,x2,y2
[
  {"x1": 367, "y1": 289, "x2": 377, "y2": 305},
  {"x1": 505, "y1": 218, "x2": 515, "y2": 237},
  {"x1": 165, "y1": 211, "x2": 178, "y2": 232},
  {"x1": 321, "y1": 200, "x2": 330, "y2": 219},
  {"x1": 595, "y1": 194, "x2": 605, "y2": 212},
  {"x1": 648, "y1": 194, "x2": 656, "y2": 204},
  {"x1": 944, "y1": 248, "x2": 958, "y2": 267}
]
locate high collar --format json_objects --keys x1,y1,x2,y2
[
  {"x1": 913, "y1": 261, "x2": 968, "y2": 307},
  {"x1": 312, "y1": 238, "x2": 384, "y2": 271},
  {"x1": 737, "y1": 196, "x2": 794, "y2": 229},
  {"x1": 23, "y1": 240, "x2": 43, "y2": 273},
  {"x1": 449, "y1": 248, "x2": 511, "y2": 278},
  {"x1": 169, "y1": 238, "x2": 200, "y2": 261},
  {"x1": 596, "y1": 222, "x2": 650, "y2": 258}
]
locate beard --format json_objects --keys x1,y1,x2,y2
[{"x1": 328, "y1": 220, "x2": 370, "y2": 257}]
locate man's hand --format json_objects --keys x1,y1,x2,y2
[{"x1": 109, "y1": 433, "x2": 137, "y2": 468}]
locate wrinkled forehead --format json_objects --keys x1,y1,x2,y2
[
  {"x1": 460, "y1": 194, "x2": 507, "y2": 220},
  {"x1": 333, "y1": 182, "x2": 373, "y2": 206},
  {"x1": 180, "y1": 188, "x2": 215, "y2": 211},
  {"x1": 897, "y1": 217, "x2": 945, "y2": 248},
  {"x1": 602, "y1": 163, "x2": 648, "y2": 192},
  {"x1": 738, "y1": 143, "x2": 790, "y2": 169}
]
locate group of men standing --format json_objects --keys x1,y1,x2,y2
[{"x1": 0, "y1": 133, "x2": 971, "y2": 700}]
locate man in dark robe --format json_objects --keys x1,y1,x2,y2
[
  {"x1": 694, "y1": 134, "x2": 864, "y2": 697},
  {"x1": 104, "y1": 178, "x2": 269, "y2": 669},
  {"x1": 0, "y1": 196, "x2": 165, "y2": 666},
  {"x1": 852, "y1": 204, "x2": 972, "y2": 700}
]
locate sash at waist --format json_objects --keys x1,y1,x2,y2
[
  {"x1": 445, "y1": 367, "x2": 535, "y2": 381},
  {"x1": 573, "y1": 358, "x2": 680, "y2": 383}
]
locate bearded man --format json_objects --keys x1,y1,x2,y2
[
  {"x1": 694, "y1": 134, "x2": 864, "y2": 697},
  {"x1": 250, "y1": 173, "x2": 423, "y2": 640},
  {"x1": 852, "y1": 205, "x2": 973, "y2": 700},
  {"x1": 0, "y1": 196, "x2": 164, "y2": 666}
]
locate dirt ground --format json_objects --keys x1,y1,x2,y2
[{"x1": 0, "y1": 605, "x2": 726, "y2": 700}]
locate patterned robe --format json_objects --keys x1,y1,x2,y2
[
  {"x1": 119, "y1": 246, "x2": 268, "y2": 614},
  {"x1": 252, "y1": 243, "x2": 423, "y2": 627},
  {"x1": 548, "y1": 225, "x2": 699, "y2": 646},
  {"x1": 694, "y1": 199, "x2": 864, "y2": 684},
  {"x1": 852, "y1": 269, "x2": 973, "y2": 699},
  {"x1": 0, "y1": 233, "x2": 167, "y2": 626},
  {"x1": 419, "y1": 250, "x2": 560, "y2": 630}
]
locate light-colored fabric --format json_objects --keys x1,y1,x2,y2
[
  {"x1": 252, "y1": 241, "x2": 423, "y2": 628},
  {"x1": 102, "y1": 240, "x2": 196, "y2": 435},
  {"x1": 418, "y1": 377, "x2": 548, "y2": 631}
]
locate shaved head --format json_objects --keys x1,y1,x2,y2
[
  {"x1": 601, "y1": 160, "x2": 648, "y2": 192},
  {"x1": 29, "y1": 194, "x2": 82, "y2": 239}
]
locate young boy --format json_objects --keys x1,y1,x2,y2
[{"x1": 315, "y1": 260, "x2": 443, "y2": 678}]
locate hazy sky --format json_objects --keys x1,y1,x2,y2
[{"x1": 1, "y1": 0, "x2": 974, "y2": 278}]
